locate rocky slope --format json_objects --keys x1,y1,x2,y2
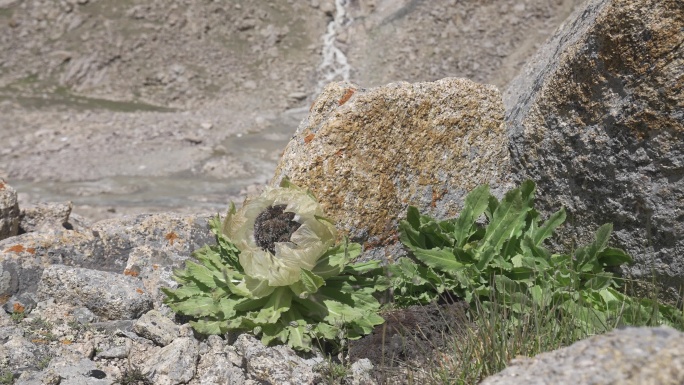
[{"x1": 0, "y1": 0, "x2": 582, "y2": 222}]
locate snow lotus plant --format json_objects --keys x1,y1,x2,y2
[{"x1": 162, "y1": 179, "x2": 387, "y2": 351}]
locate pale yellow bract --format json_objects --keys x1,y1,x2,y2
[{"x1": 222, "y1": 183, "x2": 337, "y2": 289}]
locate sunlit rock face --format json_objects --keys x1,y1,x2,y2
[
  {"x1": 273, "y1": 78, "x2": 512, "y2": 256},
  {"x1": 504, "y1": 0, "x2": 684, "y2": 300}
]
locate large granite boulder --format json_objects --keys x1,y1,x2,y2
[
  {"x1": 481, "y1": 326, "x2": 684, "y2": 385},
  {"x1": 0, "y1": 179, "x2": 19, "y2": 241},
  {"x1": 504, "y1": 0, "x2": 684, "y2": 299},
  {"x1": 273, "y1": 78, "x2": 512, "y2": 254}
]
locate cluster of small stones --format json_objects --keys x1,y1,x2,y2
[{"x1": 0, "y1": 184, "x2": 375, "y2": 384}]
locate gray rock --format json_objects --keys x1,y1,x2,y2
[
  {"x1": 133, "y1": 310, "x2": 180, "y2": 346},
  {"x1": 90, "y1": 320, "x2": 134, "y2": 334},
  {"x1": 191, "y1": 335, "x2": 246, "y2": 385},
  {"x1": 0, "y1": 212, "x2": 213, "y2": 300},
  {"x1": 142, "y1": 336, "x2": 199, "y2": 385},
  {"x1": 15, "y1": 358, "x2": 112, "y2": 385},
  {"x1": 273, "y1": 79, "x2": 512, "y2": 255},
  {"x1": 504, "y1": 0, "x2": 684, "y2": 300},
  {"x1": 71, "y1": 307, "x2": 97, "y2": 325},
  {"x1": 37, "y1": 265, "x2": 152, "y2": 320},
  {"x1": 2, "y1": 292, "x2": 37, "y2": 315},
  {"x1": 0, "y1": 179, "x2": 20, "y2": 241},
  {"x1": 95, "y1": 343, "x2": 129, "y2": 359},
  {"x1": 234, "y1": 333, "x2": 322, "y2": 385},
  {"x1": 347, "y1": 359, "x2": 376, "y2": 385},
  {"x1": 1, "y1": 335, "x2": 36, "y2": 370},
  {"x1": 481, "y1": 327, "x2": 684, "y2": 385},
  {"x1": 19, "y1": 201, "x2": 73, "y2": 233}
]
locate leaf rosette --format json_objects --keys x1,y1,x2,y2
[{"x1": 163, "y1": 179, "x2": 387, "y2": 351}]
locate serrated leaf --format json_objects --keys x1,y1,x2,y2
[
  {"x1": 454, "y1": 185, "x2": 490, "y2": 247},
  {"x1": 519, "y1": 179, "x2": 536, "y2": 208},
  {"x1": 323, "y1": 299, "x2": 365, "y2": 324},
  {"x1": 597, "y1": 247, "x2": 633, "y2": 267},
  {"x1": 314, "y1": 323, "x2": 339, "y2": 340},
  {"x1": 162, "y1": 284, "x2": 202, "y2": 301},
  {"x1": 482, "y1": 188, "x2": 528, "y2": 252},
  {"x1": 298, "y1": 269, "x2": 325, "y2": 296},
  {"x1": 253, "y1": 287, "x2": 292, "y2": 324},
  {"x1": 532, "y1": 208, "x2": 566, "y2": 246},
  {"x1": 190, "y1": 319, "x2": 224, "y2": 335},
  {"x1": 169, "y1": 296, "x2": 218, "y2": 317},
  {"x1": 244, "y1": 276, "x2": 275, "y2": 298},
  {"x1": 412, "y1": 247, "x2": 463, "y2": 272},
  {"x1": 312, "y1": 241, "x2": 361, "y2": 278},
  {"x1": 185, "y1": 261, "x2": 219, "y2": 289}
]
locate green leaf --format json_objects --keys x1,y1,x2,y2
[
  {"x1": 190, "y1": 319, "x2": 223, "y2": 335},
  {"x1": 254, "y1": 287, "x2": 292, "y2": 324},
  {"x1": 481, "y1": 187, "x2": 528, "y2": 252},
  {"x1": 406, "y1": 205, "x2": 421, "y2": 230},
  {"x1": 296, "y1": 269, "x2": 325, "y2": 297},
  {"x1": 185, "y1": 261, "x2": 219, "y2": 289},
  {"x1": 412, "y1": 247, "x2": 463, "y2": 272},
  {"x1": 169, "y1": 296, "x2": 218, "y2": 317},
  {"x1": 597, "y1": 247, "x2": 633, "y2": 267},
  {"x1": 453, "y1": 185, "x2": 490, "y2": 247},
  {"x1": 244, "y1": 276, "x2": 275, "y2": 298},
  {"x1": 531, "y1": 208, "x2": 566, "y2": 246}
]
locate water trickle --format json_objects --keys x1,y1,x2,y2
[{"x1": 316, "y1": 0, "x2": 353, "y2": 92}]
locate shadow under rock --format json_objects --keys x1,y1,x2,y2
[{"x1": 348, "y1": 300, "x2": 471, "y2": 383}]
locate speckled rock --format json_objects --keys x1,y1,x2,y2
[
  {"x1": 234, "y1": 333, "x2": 323, "y2": 385},
  {"x1": 19, "y1": 201, "x2": 73, "y2": 233},
  {"x1": 37, "y1": 265, "x2": 153, "y2": 320},
  {"x1": 0, "y1": 179, "x2": 20, "y2": 241},
  {"x1": 504, "y1": 0, "x2": 684, "y2": 300},
  {"x1": 273, "y1": 79, "x2": 512, "y2": 252},
  {"x1": 190, "y1": 335, "x2": 246, "y2": 385},
  {"x1": 133, "y1": 310, "x2": 180, "y2": 347},
  {"x1": 0, "y1": 213, "x2": 213, "y2": 299},
  {"x1": 142, "y1": 335, "x2": 199, "y2": 385},
  {"x1": 481, "y1": 327, "x2": 684, "y2": 385}
]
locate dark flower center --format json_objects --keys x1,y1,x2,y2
[{"x1": 253, "y1": 204, "x2": 301, "y2": 254}]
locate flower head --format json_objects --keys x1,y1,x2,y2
[{"x1": 223, "y1": 180, "x2": 337, "y2": 287}]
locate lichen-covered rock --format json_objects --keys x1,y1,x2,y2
[
  {"x1": 273, "y1": 79, "x2": 512, "y2": 252},
  {"x1": 37, "y1": 265, "x2": 153, "y2": 320},
  {"x1": 191, "y1": 335, "x2": 246, "y2": 385},
  {"x1": 142, "y1": 336, "x2": 199, "y2": 385},
  {"x1": 133, "y1": 310, "x2": 180, "y2": 347},
  {"x1": 0, "y1": 178, "x2": 20, "y2": 241},
  {"x1": 0, "y1": 212, "x2": 213, "y2": 299},
  {"x1": 18, "y1": 201, "x2": 73, "y2": 233},
  {"x1": 234, "y1": 333, "x2": 323, "y2": 385},
  {"x1": 504, "y1": 0, "x2": 684, "y2": 299},
  {"x1": 481, "y1": 327, "x2": 684, "y2": 385}
]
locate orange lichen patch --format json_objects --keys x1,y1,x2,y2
[
  {"x1": 165, "y1": 231, "x2": 179, "y2": 245},
  {"x1": 431, "y1": 188, "x2": 447, "y2": 208},
  {"x1": 152, "y1": 264, "x2": 160, "y2": 270},
  {"x1": 0, "y1": 181, "x2": 5, "y2": 190},
  {"x1": 304, "y1": 133, "x2": 315, "y2": 144},
  {"x1": 13, "y1": 303, "x2": 25, "y2": 314},
  {"x1": 135, "y1": 288, "x2": 144, "y2": 294},
  {"x1": 338, "y1": 88, "x2": 355, "y2": 105},
  {"x1": 124, "y1": 268, "x2": 139, "y2": 277},
  {"x1": 61, "y1": 340, "x2": 72, "y2": 345},
  {"x1": 6, "y1": 244, "x2": 25, "y2": 253}
]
